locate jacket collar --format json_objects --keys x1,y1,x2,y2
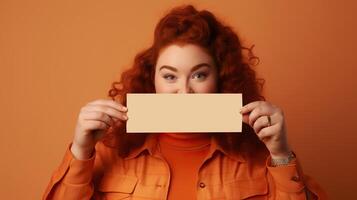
[{"x1": 124, "y1": 134, "x2": 246, "y2": 163}]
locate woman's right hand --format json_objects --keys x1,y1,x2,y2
[{"x1": 70, "y1": 99, "x2": 128, "y2": 160}]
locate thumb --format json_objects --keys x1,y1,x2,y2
[{"x1": 242, "y1": 113, "x2": 250, "y2": 125}]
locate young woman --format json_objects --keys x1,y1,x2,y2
[{"x1": 43, "y1": 5, "x2": 326, "y2": 200}]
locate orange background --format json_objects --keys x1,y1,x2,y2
[{"x1": 1, "y1": 0, "x2": 356, "y2": 199}]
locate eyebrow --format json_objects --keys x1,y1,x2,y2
[{"x1": 159, "y1": 63, "x2": 211, "y2": 73}]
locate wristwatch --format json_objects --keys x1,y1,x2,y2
[{"x1": 271, "y1": 151, "x2": 296, "y2": 167}]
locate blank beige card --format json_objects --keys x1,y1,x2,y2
[{"x1": 126, "y1": 93, "x2": 242, "y2": 133}]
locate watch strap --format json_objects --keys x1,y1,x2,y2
[{"x1": 271, "y1": 151, "x2": 296, "y2": 167}]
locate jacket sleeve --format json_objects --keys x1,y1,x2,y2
[
  {"x1": 266, "y1": 153, "x2": 328, "y2": 200},
  {"x1": 42, "y1": 143, "x2": 96, "y2": 200}
]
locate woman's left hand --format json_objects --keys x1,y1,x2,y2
[{"x1": 240, "y1": 101, "x2": 292, "y2": 159}]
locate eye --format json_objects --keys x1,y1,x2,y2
[
  {"x1": 192, "y1": 72, "x2": 208, "y2": 80},
  {"x1": 163, "y1": 74, "x2": 176, "y2": 81}
]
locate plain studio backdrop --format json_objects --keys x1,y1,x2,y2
[{"x1": 1, "y1": 0, "x2": 356, "y2": 199}]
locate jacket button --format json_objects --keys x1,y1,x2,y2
[
  {"x1": 291, "y1": 175, "x2": 300, "y2": 182},
  {"x1": 199, "y1": 182, "x2": 206, "y2": 188}
]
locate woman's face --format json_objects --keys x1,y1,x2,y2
[{"x1": 154, "y1": 43, "x2": 218, "y2": 93}]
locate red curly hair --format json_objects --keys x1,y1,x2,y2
[{"x1": 105, "y1": 4, "x2": 267, "y2": 157}]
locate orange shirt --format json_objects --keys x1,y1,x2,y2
[
  {"x1": 157, "y1": 133, "x2": 211, "y2": 200},
  {"x1": 43, "y1": 134, "x2": 327, "y2": 200}
]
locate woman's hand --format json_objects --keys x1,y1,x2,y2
[
  {"x1": 71, "y1": 99, "x2": 128, "y2": 160},
  {"x1": 240, "y1": 101, "x2": 291, "y2": 159}
]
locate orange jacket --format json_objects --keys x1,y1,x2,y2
[{"x1": 43, "y1": 134, "x2": 327, "y2": 200}]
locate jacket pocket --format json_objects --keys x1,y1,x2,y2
[
  {"x1": 222, "y1": 176, "x2": 268, "y2": 200},
  {"x1": 98, "y1": 174, "x2": 138, "y2": 200}
]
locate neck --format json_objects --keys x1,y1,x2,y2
[{"x1": 158, "y1": 133, "x2": 211, "y2": 148}]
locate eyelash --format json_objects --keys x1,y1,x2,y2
[{"x1": 163, "y1": 72, "x2": 208, "y2": 81}]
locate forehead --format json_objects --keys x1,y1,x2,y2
[{"x1": 155, "y1": 44, "x2": 214, "y2": 70}]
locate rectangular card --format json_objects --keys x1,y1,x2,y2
[{"x1": 126, "y1": 93, "x2": 242, "y2": 133}]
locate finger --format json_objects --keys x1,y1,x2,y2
[
  {"x1": 242, "y1": 113, "x2": 250, "y2": 124},
  {"x1": 88, "y1": 99, "x2": 128, "y2": 112},
  {"x1": 248, "y1": 105, "x2": 273, "y2": 127},
  {"x1": 240, "y1": 101, "x2": 264, "y2": 114},
  {"x1": 253, "y1": 116, "x2": 270, "y2": 134},
  {"x1": 83, "y1": 120, "x2": 111, "y2": 131},
  {"x1": 256, "y1": 126, "x2": 275, "y2": 141},
  {"x1": 82, "y1": 111, "x2": 115, "y2": 126},
  {"x1": 85, "y1": 104, "x2": 128, "y2": 121}
]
